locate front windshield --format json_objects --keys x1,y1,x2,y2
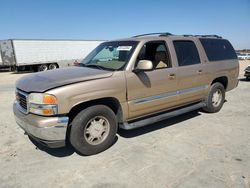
[{"x1": 81, "y1": 41, "x2": 138, "y2": 71}]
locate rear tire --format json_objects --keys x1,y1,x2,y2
[
  {"x1": 70, "y1": 105, "x2": 118, "y2": 156},
  {"x1": 203, "y1": 82, "x2": 225, "y2": 113},
  {"x1": 48, "y1": 63, "x2": 58, "y2": 70},
  {"x1": 17, "y1": 66, "x2": 26, "y2": 72},
  {"x1": 38, "y1": 64, "x2": 48, "y2": 71}
]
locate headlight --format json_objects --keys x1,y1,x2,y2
[{"x1": 28, "y1": 93, "x2": 58, "y2": 116}]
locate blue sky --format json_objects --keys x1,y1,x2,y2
[{"x1": 0, "y1": 0, "x2": 249, "y2": 49}]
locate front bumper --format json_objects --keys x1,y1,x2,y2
[{"x1": 13, "y1": 102, "x2": 69, "y2": 148}]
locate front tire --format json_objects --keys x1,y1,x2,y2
[
  {"x1": 70, "y1": 105, "x2": 118, "y2": 155},
  {"x1": 203, "y1": 83, "x2": 225, "y2": 113}
]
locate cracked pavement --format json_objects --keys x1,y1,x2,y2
[{"x1": 0, "y1": 61, "x2": 250, "y2": 188}]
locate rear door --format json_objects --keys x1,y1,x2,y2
[{"x1": 171, "y1": 39, "x2": 208, "y2": 104}]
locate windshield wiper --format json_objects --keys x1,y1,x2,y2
[
  {"x1": 81, "y1": 64, "x2": 104, "y2": 70},
  {"x1": 81, "y1": 64, "x2": 115, "y2": 71}
]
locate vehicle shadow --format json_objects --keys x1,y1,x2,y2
[
  {"x1": 239, "y1": 78, "x2": 249, "y2": 82},
  {"x1": 11, "y1": 70, "x2": 34, "y2": 74},
  {"x1": 28, "y1": 135, "x2": 119, "y2": 157},
  {"x1": 118, "y1": 110, "x2": 201, "y2": 138},
  {"x1": 28, "y1": 136, "x2": 75, "y2": 157}
]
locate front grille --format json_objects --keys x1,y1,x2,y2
[{"x1": 16, "y1": 90, "x2": 28, "y2": 113}]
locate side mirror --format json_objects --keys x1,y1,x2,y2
[{"x1": 134, "y1": 60, "x2": 153, "y2": 72}]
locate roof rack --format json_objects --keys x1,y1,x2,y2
[
  {"x1": 132, "y1": 33, "x2": 222, "y2": 39},
  {"x1": 183, "y1": 34, "x2": 222, "y2": 39},
  {"x1": 183, "y1": 34, "x2": 193, "y2": 37},
  {"x1": 195, "y1": 35, "x2": 222, "y2": 38},
  {"x1": 132, "y1": 32, "x2": 173, "y2": 38}
]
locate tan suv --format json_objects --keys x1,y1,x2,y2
[{"x1": 13, "y1": 33, "x2": 239, "y2": 155}]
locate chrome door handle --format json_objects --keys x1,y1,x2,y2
[
  {"x1": 197, "y1": 70, "x2": 203, "y2": 74},
  {"x1": 168, "y1": 73, "x2": 175, "y2": 79}
]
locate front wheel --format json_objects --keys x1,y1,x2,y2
[
  {"x1": 203, "y1": 83, "x2": 225, "y2": 113},
  {"x1": 69, "y1": 105, "x2": 118, "y2": 155}
]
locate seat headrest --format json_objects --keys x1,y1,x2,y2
[{"x1": 155, "y1": 51, "x2": 167, "y2": 62}]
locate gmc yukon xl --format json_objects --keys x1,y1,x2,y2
[{"x1": 13, "y1": 33, "x2": 239, "y2": 155}]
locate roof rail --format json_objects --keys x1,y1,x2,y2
[
  {"x1": 183, "y1": 34, "x2": 222, "y2": 39},
  {"x1": 195, "y1": 35, "x2": 222, "y2": 38},
  {"x1": 183, "y1": 34, "x2": 193, "y2": 37},
  {"x1": 132, "y1": 33, "x2": 222, "y2": 39},
  {"x1": 132, "y1": 32, "x2": 173, "y2": 38}
]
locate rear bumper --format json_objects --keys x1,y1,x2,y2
[{"x1": 13, "y1": 102, "x2": 69, "y2": 148}]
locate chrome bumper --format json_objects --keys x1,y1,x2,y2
[{"x1": 13, "y1": 102, "x2": 69, "y2": 148}]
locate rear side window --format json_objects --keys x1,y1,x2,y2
[
  {"x1": 200, "y1": 39, "x2": 237, "y2": 61},
  {"x1": 174, "y1": 41, "x2": 200, "y2": 66}
]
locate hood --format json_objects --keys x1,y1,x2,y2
[{"x1": 16, "y1": 67, "x2": 113, "y2": 93}]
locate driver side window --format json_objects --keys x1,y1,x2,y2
[{"x1": 136, "y1": 41, "x2": 171, "y2": 69}]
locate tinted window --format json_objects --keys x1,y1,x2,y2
[
  {"x1": 174, "y1": 41, "x2": 200, "y2": 66},
  {"x1": 200, "y1": 39, "x2": 237, "y2": 61}
]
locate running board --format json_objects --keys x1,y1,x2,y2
[{"x1": 119, "y1": 102, "x2": 206, "y2": 130}]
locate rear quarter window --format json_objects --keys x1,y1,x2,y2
[{"x1": 200, "y1": 39, "x2": 237, "y2": 61}]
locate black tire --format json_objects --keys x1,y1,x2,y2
[
  {"x1": 48, "y1": 63, "x2": 58, "y2": 70},
  {"x1": 38, "y1": 64, "x2": 48, "y2": 71},
  {"x1": 202, "y1": 82, "x2": 225, "y2": 113},
  {"x1": 70, "y1": 105, "x2": 117, "y2": 155},
  {"x1": 17, "y1": 66, "x2": 26, "y2": 72}
]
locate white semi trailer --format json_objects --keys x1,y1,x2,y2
[{"x1": 0, "y1": 39, "x2": 104, "y2": 71}]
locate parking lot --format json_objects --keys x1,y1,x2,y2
[{"x1": 0, "y1": 61, "x2": 250, "y2": 188}]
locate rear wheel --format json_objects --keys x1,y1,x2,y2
[
  {"x1": 203, "y1": 82, "x2": 225, "y2": 113},
  {"x1": 38, "y1": 64, "x2": 48, "y2": 71},
  {"x1": 16, "y1": 66, "x2": 26, "y2": 72},
  {"x1": 48, "y1": 63, "x2": 58, "y2": 70},
  {"x1": 70, "y1": 105, "x2": 118, "y2": 155}
]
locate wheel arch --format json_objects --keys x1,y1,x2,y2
[
  {"x1": 211, "y1": 76, "x2": 228, "y2": 89},
  {"x1": 67, "y1": 97, "x2": 124, "y2": 126}
]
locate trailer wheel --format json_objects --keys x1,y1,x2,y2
[
  {"x1": 38, "y1": 64, "x2": 48, "y2": 71},
  {"x1": 48, "y1": 63, "x2": 58, "y2": 70},
  {"x1": 10, "y1": 66, "x2": 15, "y2": 72},
  {"x1": 17, "y1": 66, "x2": 26, "y2": 72}
]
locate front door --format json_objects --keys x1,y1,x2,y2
[{"x1": 126, "y1": 41, "x2": 179, "y2": 119}]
